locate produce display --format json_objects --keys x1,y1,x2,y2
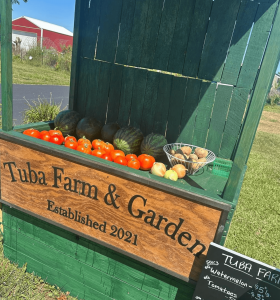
[
  {"x1": 140, "y1": 133, "x2": 167, "y2": 159},
  {"x1": 22, "y1": 110, "x2": 213, "y2": 181},
  {"x1": 54, "y1": 109, "x2": 81, "y2": 136},
  {"x1": 163, "y1": 143, "x2": 216, "y2": 175},
  {"x1": 113, "y1": 126, "x2": 144, "y2": 155}
]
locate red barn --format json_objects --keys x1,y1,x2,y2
[{"x1": 12, "y1": 16, "x2": 73, "y2": 52}]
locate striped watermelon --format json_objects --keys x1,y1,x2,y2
[
  {"x1": 140, "y1": 133, "x2": 167, "y2": 159},
  {"x1": 113, "y1": 127, "x2": 144, "y2": 155},
  {"x1": 54, "y1": 109, "x2": 81, "y2": 136}
]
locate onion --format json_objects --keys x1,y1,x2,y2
[
  {"x1": 150, "y1": 162, "x2": 166, "y2": 177},
  {"x1": 171, "y1": 164, "x2": 187, "y2": 178},
  {"x1": 164, "y1": 170, "x2": 178, "y2": 181}
]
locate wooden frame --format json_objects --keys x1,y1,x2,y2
[{"x1": 1, "y1": 0, "x2": 280, "y2": 298}]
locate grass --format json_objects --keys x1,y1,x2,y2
[
  {"x1": 0, "y1": 236, "x2": 75, "y2": 300},
  {"x1": 263, "y1": 104, "x2": 280, "y2": 113},
  {"x1": 225, "y1": 130, "x2": 280, "y2": 268},
  {"x1": 0, "y1": 57, "x2": 70, "y2": 86}
]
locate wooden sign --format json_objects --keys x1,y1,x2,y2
[
  {"x1": 192, "y1": 243, "x2": 280, "y2": 300},
  {"x1": 0, "y1": 139, "x2": 228, "y2": 282}
]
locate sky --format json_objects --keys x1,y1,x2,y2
[{"x1": 12, "y1": 0, "x2": 76, "y2": 33}]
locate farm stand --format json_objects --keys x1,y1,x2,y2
[{"x1": 1, "y1": 0, "x2": 280, "y2": 299}]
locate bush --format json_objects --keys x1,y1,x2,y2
[
  {"x1": 24, "y1": 44, "x2": 72, "y2": 72},
  {"x1": 22, "y1": 96, "x2": 65, "y2": 124},
  {"x1": 54, "y1": 45, "x2": 72, "y2": 72},
  {"x1": 267, "y1": 88, "x2": 280, "y2": 106}
]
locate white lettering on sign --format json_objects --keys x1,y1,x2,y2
[{"x1": 222, "y1": 254, "x2": 253, "y2": 275}]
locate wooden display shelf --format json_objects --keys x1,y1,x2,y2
[{"x1": 0, "y1": 126, "x2": 232, "y2": 283}]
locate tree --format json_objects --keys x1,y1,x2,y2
[{"x1": 12, "y1": 0, "x2": 28, "y2": 4}]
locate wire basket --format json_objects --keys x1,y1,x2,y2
[{"x1": 163, "y1": 143, "x2": 216, "y2": 175}]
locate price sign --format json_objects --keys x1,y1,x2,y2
[{"x1": 192, "y1": 243, "x2": 280, "y2": 300}]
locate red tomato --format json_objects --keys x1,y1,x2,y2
[
  {"x1": 111, "y1": 150, "x2": 125, "y2": 161},
  {"x1": 114, "y1": 156, "x2": 128, "y2": 166},
  {"x1": 92, "y1": 147, "x2": 106, "y2": 158},
  {"x1": 138, "y1": 154, "x2": 155, "y2": 171},
  {"x1": 64, "y1": 139, "x2": 78, "y2": 150},
  {"x1": 103, "y1": 142, "x2": 114, "y2": 154},
  {"x1": 77, "y1": 144, "x2": 92, "y2": 154},
  {"x1": 92, "y1": 139, "x2": 105, "y2": 149},
  {"x1": 101, "y1": 153, "x2": 113, "y2": 161},
  {"x1": 39, "y1": 130, "x2": 49, "y2": 138},
  {"x1": 126, "y1": 154, "x2": 138, "y2": 161},
  {"x1": 49, "y1": 128, "x2": 63, "y2": 136},
  {"x1": 78, "y1": 136, "x2": 92, "y2": 148},
  {"x1": 127, "y1": 158, "x2": 140, "y2": 170},
  {"x1": 49, "y1": 135, "x2": 64, "y2": 145},
  {"x1": 23, "y1": 128, "x2": 40, "y2": 139},
  {"x1": 40, "y1": 132, "x2": 51, "y2": 142},
  {"x1": 64, "y1": 135, "x2": 77, "y2": 143}
]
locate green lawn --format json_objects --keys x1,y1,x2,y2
[
  {"x1": 0, "y1": 58, "x2": 70, "y2": 86},
  {"x1": 225, "y1": 130, "x2": 280, "y2": 268}
]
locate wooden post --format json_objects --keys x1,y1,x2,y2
[
  {"x1": 223, "y1": 3, "x2": 280, "y2": 201},
  {"x1": 1, "y1": 0, "x2": 13, "y2": 131}
]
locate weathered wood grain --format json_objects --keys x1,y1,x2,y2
[{"x1": 0, "y1": 140, "x2": 223, "y2": 282}]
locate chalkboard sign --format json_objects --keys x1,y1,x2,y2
[{"x1": 192, "y1": 243, "x2": 280, "y2": 300}]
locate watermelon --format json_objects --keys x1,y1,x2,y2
[
  {"x1": 76, "y1": 117, "x2": 102, "y2": 141},
  {"x1": 113, "y1": 127, "x2": 144, "y2": 155},
  {"x1": 101, "y1": 123, "x2": 120, "y2": 143},
  {"x1": 140, "y1": 133, "x2": 167, "y2": 159},
  {"x1": 54, "y1": 110, "x2": 81, "y2": 136}
]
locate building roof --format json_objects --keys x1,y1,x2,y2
[{"x1": 13, "y1": 16, "x2": 73, "y2": 37}]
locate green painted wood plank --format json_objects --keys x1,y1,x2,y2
[
  {"x1": 91, "y1": 62, "x2": 112, "y2": 125},
  {"x1": 152, "y1": 0, "x2": 181, "y2": 72},
  {"x1": 167, "y1": 0, "x2": 196, "y2": 74},
  {"x1": 237, "y1": 1, "x2": 278, "y2": 88},
  {"x1": 152, "y1": 73, "x2": 173, "y2": 136},
  {"x1": 75, "y1": 57, "x2": 96, "y2": 116},
  {"x1": 115, "y1": 0, "x2": 137, "y2": 65},
  {"x1": 69, "y1": 0, "x2": 82, "y2": 110},
  {"x1": 126, "y1": 0, "x2": 150, "y2": 67},
  {"x1": 16, "y1": 251, "x2": 112, "y2": 300},
  {"x1": 95, "y1": 0, "x2": 123, "y2": 63},
  {"x1": 139, "y1": 0, "x2": 164, "y2": 69},
  {"x1": 223, "y1": 0, "x2": 280, "y2": 201},
  {"x1": 219, "y1": 88, "x2": 250, "y2": 159},
  {"x1": 140, "y1": 71, "x2": 160, "y2": 136},
  {"x1": 198, "y1": 0, "x2": 241, "y2": 82},
  {"x1": 117, "y1": 67, "x2": 135, "y2": 127},
  {"x1": 177, "y1": 79, "x2": 202, "y2": 144},
  {"x1": 13, "y1": 232, "x2": 164, "y2": 300},
  {"x1": 192, "y1": 82, "x2": 217, "y2": 148},
  {"x1": 129, "y1": 68, "x2": 148, "y2": 129},
  {"x1": 165, "y1": 76, "x2": 188, "y2": 143},
  {"x1": 79, "y1": 0, "x2": 101, "y2": 59},
  {"x1": 1, "y1": 0, "x2": 13, "y2": 131},
  {"x1": 106, "y1": 64, "x2": 124, "y2": 124},
  {"x1": 206, "y1": 85, "x2": 233, "y2": 156},
  {"x1": 220, "y1": 1, "x2": 259, "y2": 85},
  {"x1": 182, "y1": 0, "x2": 213, "y2": 78}
]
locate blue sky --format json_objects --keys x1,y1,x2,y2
[{"x1": 12, "y1": 0, "x2": 76, "y2": 33}]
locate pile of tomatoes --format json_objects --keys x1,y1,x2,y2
[{"x1": 23, "y1": 128, "x2": 156, "y2": 171}]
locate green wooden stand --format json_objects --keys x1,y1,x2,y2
[{"x1": 1, "y1": 0, "x2": 280, "y2": 299}]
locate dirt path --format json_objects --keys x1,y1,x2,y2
[{"x1": 257, "y1": 111, "x2": 280, "y2": 134}]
